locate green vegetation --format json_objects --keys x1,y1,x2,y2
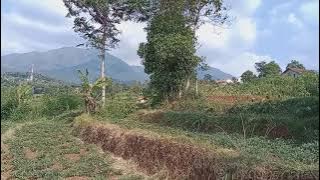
[
  {"x1": 287, "y1": 60, "x2": 306, "y2": 70},
  {"x1": 4, "y1": 121, "x2": 113, "y2": 179},
  {"x1": 1, "y1": 0, "x2": 319, "y2": 179},
  {"x1": 255, "y1": 61, "x2": 282, "y2": 78},
  {"x1": 138, "y1": 0, "x2": 200, "y2": 103},
  {"x1": 201, "y1": 72, "x2": 319, "y2": 97},
  {"x1": 240, "y1": 70, "x2": 257, "y2": 83}
]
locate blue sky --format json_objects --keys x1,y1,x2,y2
[{"x1": 1, "y1": 0, "x2": 319, "y2": 76}]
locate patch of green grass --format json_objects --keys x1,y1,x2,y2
[
  {"x1": 136, "y1": 96, "x2": 319, "y2": 142},
  {"x1": 6, "y1": 120, "x2": 114, "y2": 179},
  {"x1": 1, "y1": 121, "x2": 16, "y2": 134}
]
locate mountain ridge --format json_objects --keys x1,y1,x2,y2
[{"x1": 1, "y1": 47, "x2": 234, "y2": 83}]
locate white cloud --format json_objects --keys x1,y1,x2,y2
[
  {"x1": 3, "y1": 12, "x2": 70, "y2": 33},
  {"x1": 110, "y1": 21, "x2": 147, "y2": 65},
  {"x1": 15, "y1": 0, "x2": 68, "y2": 16},
  {"x1": 245, "y1": 0, "x2": 261, "y2": 15},
  {"x1": 287, "y1": 13, "x2": 303, "y2": 28},
  {"x1": 228, "y1": 0, "x2": 261, "y2": 16},
  {"x1": 235, "y1": 17, "x2": 256, "y2": 43},
  {"x1": 210, "y1": 52, "x2": 275, "y2": 76},
  {"x1": 197, "y1": 23, "x2": 230, "y2": 49},
  {"x1": 270, "y1": 2, "x2": 291, "y2": 17}
]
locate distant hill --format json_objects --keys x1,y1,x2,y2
[
  {"x1": 1, "y1": 72, "x2": 69, "y2": 87},
  {"x1": 1, "y1": 47, "x2": 234, "y2": 83},
  {"x1": 196, "y1": 66, "x2": 234, "y2": 80}
]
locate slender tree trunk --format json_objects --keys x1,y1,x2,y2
[
  {"x1": 195, "y1": 79, "x2": 199, "y2": 96},
  {"x1": 178, "y1": 89, "x2": 182, "y2": 99},
  {"x1": 185, "y1": 76, "x2": 190, "y2": 91},
  {"x1": 100, "y1": 48, "x2": 106, "y2": 108},
  {"x1": 100, "y1": 33, "x2": 107, "y2": 108}
]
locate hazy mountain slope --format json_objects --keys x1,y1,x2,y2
[
  {"x1": 197, "y1": 66, "x2": 234, "y2": 80},
  {"x1": 44, "y1": 58, "x2": 148, "y2": 83},
  {"x1": 1, "y1": 47, "x2": 234, "y2": 83}
]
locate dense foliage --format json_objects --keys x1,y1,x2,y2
[
  {"x1": 286, "y1": 60, "x2": 305, "y2": 70},
  {"x1": 201, "y1": 72, "x2": 319, "y2": 97},
  {"x1": 255, "y1": 61, "x2": 282, "y2": 78},
  {"x1": 138, "y1": 1, "x2": 200, "y2": 103},
  {"x1": 240, "y1": 70, "x2": 257, "y2": 83}
]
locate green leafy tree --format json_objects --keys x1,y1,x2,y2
[
  {"x1": 137, "y1": 0, "x2": 229, "y2": 93},
  {"x1": 286, "y1": 60, "x2": 306, "y2": 70},
  {"x1": 64, "y1": 0, "x2": 137, "y2": 108},
  {"x1": 138, "y1": 1, "x2": 200, "y2": 102},
  {"x1": 77, "y1": 69, "x2": 111, "y2": 114},
  {"x1": 240, "y1": 70, "x2": 257, "y2": 83},
  {"x1": 255, "y1": 61, "x2": 282, "y2": 78}
]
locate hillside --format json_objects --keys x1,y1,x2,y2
[
  {"x1": 1, "y1": 72, "x2": 69, "y2": 87},
  {"x1": 197, "y1": 66, "x2": 234, "y2": 80},
  {"x1": 1, "y1": 47, "x2": 234, "y2": 83}
]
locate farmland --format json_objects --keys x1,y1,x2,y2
[
  {"x1": 1, "y1": 72, "x2": 319, "y2": 179},
  {"x1": 1, "y1": 0, "x2": 319, "y2": 179}
]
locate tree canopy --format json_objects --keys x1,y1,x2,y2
[
  {"x1": 240, "y1": 70, "x2": 257, "y2": 83},
  {"x1": 255, "y1": 61, "x2": 282, "y2": 78},
  {"x1": 286, "y1": 60, "x2": 306, "y2": 70},
  {"x1": 138, "y1": 0, "x2": 201, "y2": 102}
]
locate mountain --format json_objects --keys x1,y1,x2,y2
[
  {"x1": 1, "y1": 47, "x2": 234, "y2": 83},
  {"x1": 197, "y1": 67, "x2": 234, "y2": 80},
  {"x1": 1, "y1": 47, "x2": 148, "y2": 83},
  {"x1": 43, "y1": 55, "x2": 149, "y2": 83}
]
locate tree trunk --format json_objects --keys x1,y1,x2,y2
[
  {"x1": 195, "y1": 79, "x2": 199, "y2": 96},
  {"x1": 100, "y1": 32, "x2": 107, "y2": 108},
  {"x1": 185, "y1": 76, "x2": 190, "y2": 91},
  {"x1": 100, "y1": 48, "x2": 106, "y2": 108},
  {"x1": 178, "y1": 89, "x2": 182, "y2": 99}
]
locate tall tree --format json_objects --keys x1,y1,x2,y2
[
  {"x1": 240, "y1": 70, "x2": 257, "y2": 83},
  {"x1": 64, "y1": 0, "x2": 131, "y2": 107},
  {"x1": 286, "y1": 60, "x2": 305, "y2": 70},
  {"x1": 139, "y1": 0, "x2": 229, "y2": 92},
  {"x1": 183, "y1": 0, "x2": 229, "y2": 91},
  {"x1": 255, "y1": 61, "x2": 282, "y2": 78},
  {"x1": 138, "y1": 0, "x2": 200, "y2": 102}
]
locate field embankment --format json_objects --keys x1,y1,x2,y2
[{"x1": 73, "y1": 114, "x2": 319, "y2": 180}]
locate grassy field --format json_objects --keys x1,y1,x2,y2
[
  {"x1": 1, "y1": 73, "x2": 319, "y2": 179},
  {"x1": 1, "y1": 119, "x2": 147, "y2": 180}
]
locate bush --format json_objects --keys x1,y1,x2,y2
[
  {"x1": 142, "y1": 96, "x2": 319, "y2": 142},
  {"x1": 41, "y1": 94, "x2": 83, "y2": 116},
  {"x1": 201, "y1": 74, "x2": 319, "y2": 98},
  {"x1": 99, "y1": 92, "x2": 139, "y2": 119},
  {"x1": 1, "y1": 88, "x2": 18, "y2": 120},
  {"x1": 1, "y1": 85, "x2": 32, "y2": 120}
]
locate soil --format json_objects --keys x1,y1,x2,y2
[{"x1": 24, "y1": 148, "x2": 37, "y2": 160}]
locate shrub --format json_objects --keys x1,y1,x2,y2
[
  {"x1": 99, "y1": 92, "x2": 139, "y2": 119},
  {"x1": 143, "y1": 96, "x2": 319, "y2": 142},
  {"x1": 1, "y1": 85, "x2": 32, "y2": 120},
  {"x1": 41, "y1": 94, "x2": 83, "y2": 116},
  {"x1": 200, "y1": 74, "x2": 319, "y2": 98}
]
